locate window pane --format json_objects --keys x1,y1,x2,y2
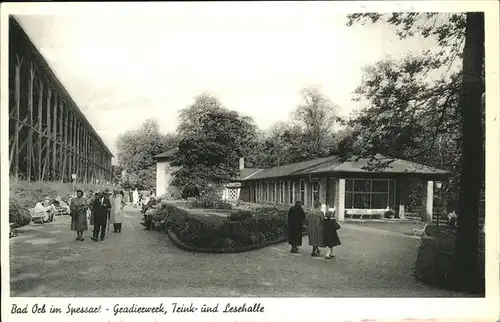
[
  {"x1": 354, "y1": 180, "x2": 371, "y2": 192},
  {"x1": 371, "y1": 193, "x2": 389, "y2": 209},
  {"x1": 346, "y1": 179, "x2": 353, "y2": 191},
  {"x1": 372, "y1": 180, "x2": 389, "y2": 192},
  {"x1": 353, "y1": 193, "x2": 370, "y2": 209},
  {"x1": 346, "y1": 192, "x2": 353, "y2": 208}
]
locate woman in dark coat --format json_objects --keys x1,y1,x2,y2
[
  {"x1": 288, "y1": 200, "x2": 305, "y2": 253},
  {"x1": 323, "y1": 210, "x2": 341, "y2": 259}
]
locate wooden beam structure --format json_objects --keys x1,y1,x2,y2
[{"x1": 8, "y1": 16, "x2": 113, "y2": 183}]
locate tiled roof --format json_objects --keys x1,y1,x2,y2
[
  {"x1": 237, "y1": 168, "x2": 263, "y2": 180},
  {"x1": 152, "y1": 148, "x2": 179, "y2": 160},
  {"x1": 243, "y1": 154, "x2": 450, "y2": 181}
]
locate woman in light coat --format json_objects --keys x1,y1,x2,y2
[
  {"x1": 307, "y1": 200, "x2": 325, "y2": 257},
  {"x1": 110, "y1": 190, "x2": 125, "y2": 233}
]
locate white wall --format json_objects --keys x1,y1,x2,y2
[{"x1": 156, "y1": 161, "x2": 176, "y2": 197}]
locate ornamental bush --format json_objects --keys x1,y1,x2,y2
[{"x1": 164, "y1": 204, "x2": 289, "y2": 250}]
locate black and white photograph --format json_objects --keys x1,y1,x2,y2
[{"x1": 2, "y1": 1, "x2": 499, "y2": 321}]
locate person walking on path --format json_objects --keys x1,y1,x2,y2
[
  {"x1": 308, "y1": 200, "x2": 325, "y2": 257},
  {"x1": 91, "y1": 191, "x2": 111, "y2": 242},
  {"x1": 323, "y1": 210, "x2": 341, "y2": 259},
  {"x1": 132, "y1": 188, "x2": 139, "y2": 208},
  {"x1": 70, "y1": 190, "x2": 89, "y2": 241},
  {"x1": 287, "y1": 200, "x2": 306, "y2": 253},
  {"x1": 110, "y1": 190, "x2": 125, "y2": 233}
]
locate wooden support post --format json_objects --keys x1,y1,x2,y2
[
  {"x1": 52, "y1": 94, "x2": 58, "y2": 180},
  {"x1": 27, "y1": 63, "x2": 34, "y2": 182},
  {"x1": 58, "y1": 98, "x2": 64, "y2": 181},
  {"x1": 37, "y1": 79, "x2": 44, "y2": 181},
  {"x1": 77, "y1": 121, "x2": 81, "y2": 181},
  {"x1": 67, "y1": 112, "x2": 72, "y2": 182},
  {"x1": 42, "y1": 86, "x2": 52, "y2": 181},
  {"x1": 12, "y1": 56, "x2": 22, "y2": 181}
]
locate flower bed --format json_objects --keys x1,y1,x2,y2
[{"x1": 163, "y1": 204, "x2": 304, "y2": 253}]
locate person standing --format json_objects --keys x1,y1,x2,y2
[
  {"x1": 110, "y1": 191, "x2": 125, "y2": 233},
  {"x1": 91, "y1": 191, "x2": 111, "y2": 241},
  {"x1": 308, "y1": 200, "x2": 325, "y2": 257},
  {"x1": 70, "y1": 190, "x2": 88, "y2": 241},
  {"x1": 323, "y1": 210, "x2": 341, "y2": 259},
  {"x1": 132, "y1": 188, "x2": 139, "y2": 208},
  {"x1": 287, "y1": 200, "x2": 306, "y2": 253}
]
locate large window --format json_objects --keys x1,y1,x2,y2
[
  {"x1": 279, "y1": 180, "x2": 285, "y2": 204},
  {"x1": 271, "y1": 181, "x2": 277, "y2": 202},
  {"x1": 345, "y1": 179, "x2": 391, "y2": 209},
  {"x1": 288, "y1": 180, "x2": 294, "y2": 204},
  {"x1": 312, "y1": 181, "x2": 320, "y2": 206},
  {"x1": 299, "y1": 179, "x2": 305, "y2": 204}
]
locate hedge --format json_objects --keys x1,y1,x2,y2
[
  {"x1": 162, "y1": 204, "x2": 306, "y2": 253},
  {"x1": 414, "y1": 226, "x2": 485, "y2": 295}
]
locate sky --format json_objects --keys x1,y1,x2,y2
[{"x1": 15, "y1": 3, "x2": 436, "y2": 163}]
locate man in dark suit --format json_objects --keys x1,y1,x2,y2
[{"x1": 91, "y1": 191, "x2": 111, "y2": 241}]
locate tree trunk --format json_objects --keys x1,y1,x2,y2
[{"x1": 454, "y1": 12, "x2": 485, "y2": 292}]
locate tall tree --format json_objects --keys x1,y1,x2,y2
[
  {"x1": 346, "y1": 13, "x2": 485, "y2": 291},
  {"x1": 454, "y1": 12, "x2": 485, "y2": 290},
  {"x1": 177, "y1": 93, "x2": 225, "y2": 138},
  {"x1": 116, "y1": 119, "x2": 179, "y2": 189},
  {"x1": 293, "y1": 86, "x2": 338, "y2": 159},
  {"x1": 172, "y1": 98, "x2": 259, "y2": 193}
]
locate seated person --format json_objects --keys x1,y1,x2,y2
[
  {"x1": 143, "y1": 202, "x2": 164, "y2": 230},
  {"x1": 34, "y1": 198, "x2": 55, "y2": 222},
  {"x1": 54, "y1": 196, "x2": 70, "y2": 214}
]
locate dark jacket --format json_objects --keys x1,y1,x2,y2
[
  {"x1": 287, "y1": 205, "x2": 305, "y2": 246},
  {"x1": 92, "y1": 196, "x2": 111, "y2": 226},
  {"x1": 323, "y1": 218, "x2": 341, "y2": 248}
]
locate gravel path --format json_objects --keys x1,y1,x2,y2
[{"x1": 9, "y1": 205, "x2": 466, "y2": 297}]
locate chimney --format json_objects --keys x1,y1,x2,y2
[{"x1": 239, "y1": 157, "x2": 245, "y2": 170}]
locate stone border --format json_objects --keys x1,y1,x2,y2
[{"x1": 165, "y1": 227, "x2": 308, "y2": 254}]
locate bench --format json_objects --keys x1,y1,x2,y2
[
  {"x1": 413, "y1": 224, "x2": 428, "y2": 237},
  {"x1": 29, "y1": 208, "x2": 47, "y2": 223}
]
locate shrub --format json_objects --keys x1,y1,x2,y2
[
  {"x1": 9, "y1": 179, "x2": 115, "y2": 227},
  {"x1": 185, "y1": 194, "x2": 232, "y2": 210},
  {"x1": 228, "y1": 210, "x2": 254, "y2": 221},
  {"x1": 165, "y1": 204, "x2": 289, "y2": 250}
]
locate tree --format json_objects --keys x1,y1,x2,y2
[
  {"x1": 116, "y1": 119, "x2": 179, "y2": 189},
  {"x1": 454, "y1": 12, "x2": 485, "y2": 290},
  {"x1": 293, "y1": 86, "x2": 339, "y2": 159},
  {"x1": 346, "y1": 12, "x2": 485, "y2": 292},
  {"x1": 172, "y1": 98, "x2": 259, "y2": 194},
  {"x1": 177, "y1": 93, "x2": 225, "y2": 138}
]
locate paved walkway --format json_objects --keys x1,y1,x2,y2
[{"x1": 9, "y1": 206, "x2": 465, "y2": 297}]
